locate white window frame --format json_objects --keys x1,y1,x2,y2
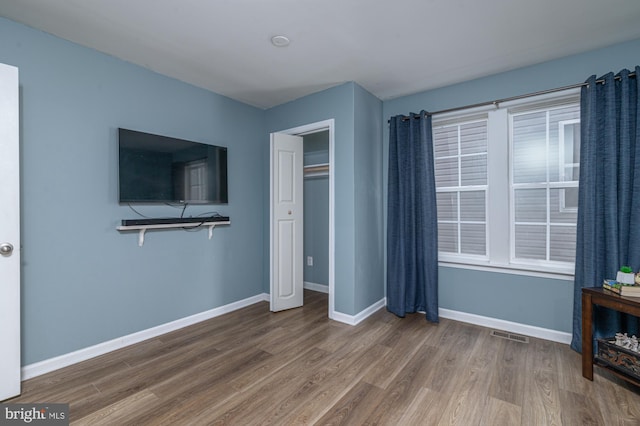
[{"x1": 434, "y1": 89, "x2": 580, "y2": 279}]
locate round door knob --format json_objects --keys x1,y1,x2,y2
[
  {"x1": 288, "y1": 210, "x2": 292, "y2": 215},
  {"x1": 0, "y1": 243, "x2": 14, "y2": 255}
]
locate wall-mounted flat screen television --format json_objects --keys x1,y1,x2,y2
[{"x1": 118, "y1": 128, "x2": 228, "y2": 204}]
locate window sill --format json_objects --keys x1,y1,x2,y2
[{"x1": 438, "y1": 259, "x2": 574, "y2": 281}]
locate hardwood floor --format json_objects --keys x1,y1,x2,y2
[{"x1": 9, "y1": 290, "x2": 640, "y2": 425}]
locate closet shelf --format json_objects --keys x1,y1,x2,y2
[{"x1": 117, "y1": 220, "x2": 230, "y2": 246}]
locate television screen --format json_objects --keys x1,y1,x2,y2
[{"x1": 118, "y1": 128, "x2": 228, "y2": 204}]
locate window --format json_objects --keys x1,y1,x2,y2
[
  {"x1": 511, "y1": 104, "x2": 580, "y2": 266},
  {"x1": 434, "y1": 118, "x2": 488, "y2": 259},
  {"x1": 433, "y1": 91, "x2": 580, "y2": 276}
]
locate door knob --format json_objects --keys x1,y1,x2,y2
[{"x1": 0, "y1": 243, "x2": 14, "y2": 256}]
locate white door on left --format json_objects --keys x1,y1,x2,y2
[
  {"x1": 0, "y1": 62, "x2": 20, "y2": 401},
  {"x1": 270, "y1": 132, "x2": 303, "y2": 312}
]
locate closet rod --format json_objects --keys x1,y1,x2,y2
[
  {"x1": 392, "y1": 71, "x2": 636, "y2": 121},
  {"x1": 304, "y1": 164, "x2": 329, "y2": 174}
]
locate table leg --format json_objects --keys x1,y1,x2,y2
[{"x1": 582, "y1": 292, "x2": 594, "y2": 380}]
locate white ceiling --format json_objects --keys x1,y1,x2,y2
[{"x1": 1, "y1": 0, "x2": 640, "y2": 109}]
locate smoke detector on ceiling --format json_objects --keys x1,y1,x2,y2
[{"x1": 271, "y1": 35, "x2": 290, "y2": 47}]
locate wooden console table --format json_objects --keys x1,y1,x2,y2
[{"x1": 582, "y1": 287, "x2": 640, "y2": 386}]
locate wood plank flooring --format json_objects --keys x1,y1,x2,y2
[{"x1": 8, "y1": 290, "x2": 640, "y2": 425}]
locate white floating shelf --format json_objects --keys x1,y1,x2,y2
[{"x1": 117, "y1": 220, "x2": 230, "y2": 246}]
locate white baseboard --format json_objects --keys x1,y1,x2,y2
[
  {"x1": 332, "y1": 298, "x2": 386, "y2": 326},
  {"x1": 439, "y1": 308, "x2": 572, "y2": 345},
  {"x1": 22, "y1": 293, "x2": 270, "y2": 380},
  {"x1": 303, "y1": 281, "x2": 329, "y2": 294}
]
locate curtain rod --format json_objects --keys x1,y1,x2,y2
[{"x1": 392, "y1": 71, "x2": 637, "y2": 122}]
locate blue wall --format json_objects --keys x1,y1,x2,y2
[
  {"x1": 266, "y1": 83, "x2": 356, "y2": 313},
  {"x1": 5, "y1": 11, "x2": 640, "y2": 366},
  {"x1": 0, "y1": 17, "x2": 266, "y2": 365},
  {"x1": 303, "y1": 132, "x2": 329, "y2": 287},
  {"x1": 266, "y1": 82, "x2": 385, "y2": 315},
  {"x1": 353, "y1": 85, "x2": 384, "y2": 313},
  {"x1": 303, "y1": 176, "x2": 329, "y2": 286},
  {"x1": 383, "y1": 38, "x2": 640, "y2": 333}
]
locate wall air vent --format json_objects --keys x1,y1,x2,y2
[{"x1": 490, "y1": 329, "x2": 529, "y2": 343}]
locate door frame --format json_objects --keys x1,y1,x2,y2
[{"x1": 271, "y1": 119, "x2": 335, "y2": 319}]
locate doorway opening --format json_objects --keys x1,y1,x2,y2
[{"x1": 271, "y1": 119, "x2": 335, "y2": 319}]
